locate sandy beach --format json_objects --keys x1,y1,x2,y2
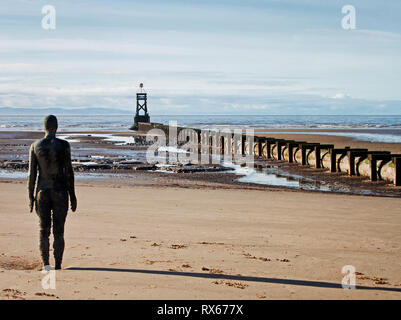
[
  {"x1": 0, "y1": 129, "x2": 401, "y2": 300},
  {"x1": 2, "y1": 0, "x2": 401, "y2": 304},
  {"x1": 0, "y1": 178, "x2": 400, "y2": 300}
]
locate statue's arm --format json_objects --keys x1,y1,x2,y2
[
  {"x1": 65, "y1": 143, "x2": 77, "y2": 212},
  {"x1": 27, "y1": 144, "x2": 37, "y2": 212}
]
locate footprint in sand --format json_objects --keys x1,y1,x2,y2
[
  {"x1": 202, "y1": 267, "x2": 224, "y2": 274},
  {"x1": 198, "y1": 242, "x2": 225, "y2": 245},
  {"x1": 2, "y1": 289, "x2": 27, "y2": 300},
  {"x1": 356, "y1": 274, "x2": 390, "y2": 285},
  {"x1": 0, "y1": 256, "x2": 42, "y2": 271},
  {"x1": 35, "y1": 292, "x2": 59, "y2": 298},
  {"x1": 258, "y1": 257, "x2": 271, "y2": 262},
  {"x1": 170, "y1": 244, "x2": 187, "y2": 249},
  {"x1": 212, "y1": 281, "x2": 248, "y2": 289},
  {"x1": 145, "y1": 260, "x2": 173, "y2": 265}
]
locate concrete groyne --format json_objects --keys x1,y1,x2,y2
[
  {"x1": 138, "y1": 122, "x2": 401, "y2": 186},
  {"x1": 254, "y1": 136, "x2": 400, "y2": 186}
]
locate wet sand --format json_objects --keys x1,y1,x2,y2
[
  {"x1": 0, "y1": 180, "x2": 400, "y2": 299},
  {"x1": 2, "y1": 130, "x2": 401, "y2": 197}
]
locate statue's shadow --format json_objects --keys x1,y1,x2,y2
[{"x1": 66, "y1": 267, "x2": 401, "y2": 293}]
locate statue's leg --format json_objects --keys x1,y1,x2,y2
[
  {"x1": 36, "y1": 190, "x2": 51, "y2": 267},
  {"x1": 51, "y1": 190, "x2": 68, "y2": 270}
]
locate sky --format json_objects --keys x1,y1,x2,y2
[{"x1": 0, "y1": 0, "x2": 400, "y2": 115}]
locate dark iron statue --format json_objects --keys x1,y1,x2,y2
[{"x1": 28, "y1": 115, "x2": 77, "y2": 270}]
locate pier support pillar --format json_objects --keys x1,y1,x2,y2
[
  {"x1": 265, "y1": 139, "x2": 275, "y2": 159},
  {"x1": 257, "y1": 138, "x2": 263, "y2": 157},
  {"x1": 329, "y1": 147, "x2": 350, "y2": 173},
  {"x1": 315, "y1": 146, "x2": 322, "y2": 169},
  {"x1": 276, "y1": 141, "x2": 284, "y2": 161},
  {"x1": 197, "y1": 130, "x2": 201, "y2": 153},
  {"x1": 241, "y1": 136, "x2": 246, "y2": 155},
  {"x1": 314, "y1": 145, "x2": 334, "y2": 169},
  {"x1": 348, "y1": 151, "x2": 356, "y2": 176},
  {"x1": 299, "y1": 143, "x2": 319, "y2": 166},
  {"x1": 220, "y1": 136, "x2": 225, "y2": 155},
  {"x1": 287, "y1": 142, "x2": 294, "y2": 163},
  {"x1": 368, "y1": 154, "x2": 378, "y2": 181},
  {"x1": 286, "y1": 141, "x2": 305, "y2": 164},
  {"x1": 347, "y1": 150, "x2": 381, "y2": 176},
  {"x1": 394, "y1": 156, "x2": 401, "y2": 186}
]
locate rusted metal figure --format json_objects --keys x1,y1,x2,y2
[{"x1": 28, "y1": 115, "x2": 77, "y2": 269}]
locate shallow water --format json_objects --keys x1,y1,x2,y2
[
  {"x1": 2, "y1": 115, "x2": 401, "y2": 132},
  {"x1": 222, "y1": 162, "x2": 387, "y2": 196},
  {"x1": 0, "y1": 169, "x2": 132, "y2": 181},
  {"x1": 58, "y1": 133, "x2": 136, "y2": 145}
]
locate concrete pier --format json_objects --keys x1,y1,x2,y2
[{"x1": 135, "y1": 122, "x2": 401, "y2": 187}]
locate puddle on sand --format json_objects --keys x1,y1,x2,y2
[
  {"x1": 241, "y1": 167, "x2": 331, "y2": 191},
  {"x1": 222, "y1": 162, "x2": 386, "y2": 196},
  {"x1": 0, "y1": 169, "x2": 133, "y2": 181},
  {"x1": 223, "y1": 162, "x2": 330, "y2": 192},
  {"x1": 0, "y1": 170, "x2": 27, "y2": 180}
]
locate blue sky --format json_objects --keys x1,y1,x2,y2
[{"x1": 0, "y1": 0, "x2": 400, "y2": 114}]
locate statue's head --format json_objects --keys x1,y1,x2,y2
[{"x1": 44, "y1": 115, "x2": 58, "y2": 134}]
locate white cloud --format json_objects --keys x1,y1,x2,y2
[
  {"x1": 332, "y1": 93, "x2": 351, "y2": 99},
  {"x1": 0, "y1": 0, "x2": 400, "y2": 113}
]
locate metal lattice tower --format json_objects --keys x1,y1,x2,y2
[{"x1": 132, "y1": 83, "x2": 150, "y2": 129}]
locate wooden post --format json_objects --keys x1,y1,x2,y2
[
  {"x1": 299, "y1": 143, "x2": 319, "y2": 166},
  {"x1": 368, "y1": 154, "x2": 378, "y2": 181},
  {"x1": 274, "y1": 140, "x2": 290, "y2": 161},
  {"x1": 347, "y1": 149, "x2": 375, "y2": 176},
  {"x1": 285, "y1": 141, "x2": 305, "y2": 164},
  {"x1": 314, "y1": 144, "x2": 334, "y2": 169},
  {"x1": 329, "y1": 147, "x2": 350, "y2": 173},
  {"x1": 257, "y1": 138, "x2": 263, "y2": 157},
  {"x1": 394, "y1": 156, "x2": 401, "y2": 186},
  {"x1": 277, "y1": 141, "x2": 283, "y2": 161},
  {"x1": 220, "y1": 136, "x2": 225, "y2": 155},
  {"x1": 287, "y1": 142, "x2": 294, "y2": 163},
  {"x1": 315, "y1": 146, "x2": 322, "y2": 169},
  {"x1": 266, "y1": 139, "x2": 274, "y2": 159},
  {"x1": 197, "y1": 130, "x2": 201, "y2": 152},
  {"x1": 301, "y1": 146, "x2": 307, "y2": 165},
  {"x1": 330, "y1": 149, "x2": 336, "y2": 173},
  {"x1": 347, "y1": 150, "x2": 356, "y2": 176},
  {"x1": 209, "y1": 133, "x2": 213, "y2": 156}
]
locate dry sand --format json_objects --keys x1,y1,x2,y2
[{"x1": 0, "y1": 180, "x2": 400, "y2": 300}]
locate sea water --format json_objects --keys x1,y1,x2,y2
[{"x1": 1, "y1": 114, "x2": 400, "y2": 143}]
